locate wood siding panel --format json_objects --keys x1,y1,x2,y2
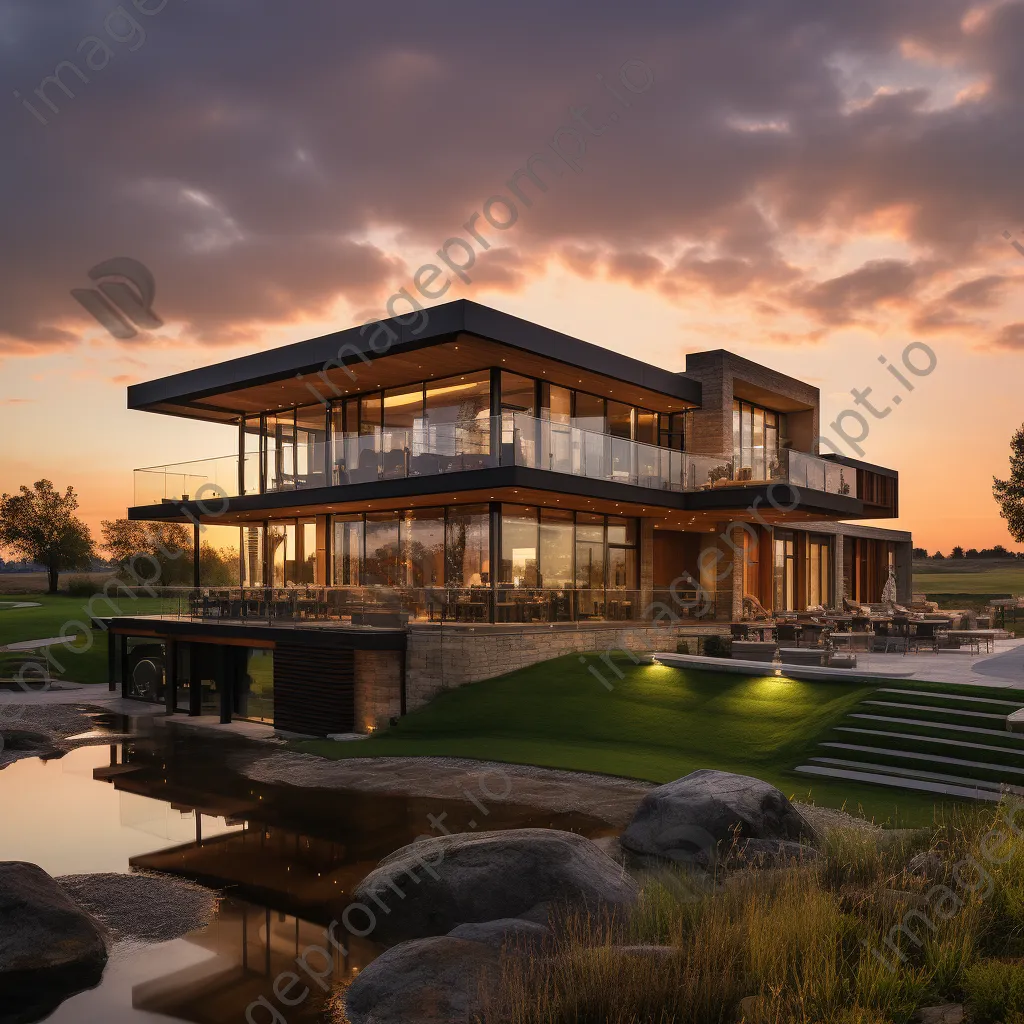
[{"x1": 273, "y1": 642, "x2": 354, "y2": 736}]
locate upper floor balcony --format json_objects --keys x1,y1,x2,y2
[{"x1": 132, "y1": 412, "x2": 858, "y2": 507}]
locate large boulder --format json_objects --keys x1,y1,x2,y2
[
  {"x1": 620, "y1": 770, "x2": 814, "y2": 866},
  {"x1": 0, "y1": 862, "x2": 108, "y2": 1023},
  {"x1": 351, "y1": 828, "x2": 637, "y2": 945},
  {"x1": 344, "y1": 935, "x2": 499, "y2": 1024}
]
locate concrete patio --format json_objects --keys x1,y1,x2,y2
[{"x1": 654, "y1": 638, "x2": 1024, "y2": 689}]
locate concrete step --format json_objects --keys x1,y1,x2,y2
[
  {"x1": 860, "y1": 700, "x2": 1006, "y2": 721},
  {"x1": 808, "y1": 757, "x2": 1024, "y2": 796},
  {"x1": 820, "y1": 741, "x2": 1024, "y2": 777},
  {"x1": 835, "y1": 726, "x2": 1024, "y2": 759},
  {"x1": 876, "y1": 688, "x2": 1024, "y2": 710},
  {"x1": 793, "y1": 764, "x2": 1002, "y2": 802},
  {"x1": 849, "y1": 713, "x2": 1024, "y2": 740}
]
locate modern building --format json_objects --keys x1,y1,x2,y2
[{"x1": 106, "y1": 300, "x2": 911, "y2": 732}]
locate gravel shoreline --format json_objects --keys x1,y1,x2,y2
[
  {"x1": 58, "y1": 872, "x2": 220, "y2": 943},
  {"x1": 0, "y1": 703, "x2": 121, "y2": 769},
  {"x1": 240, "y1": 750, "x2": 886, "y2": 834}
]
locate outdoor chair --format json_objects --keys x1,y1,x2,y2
[
  {"x1": 730, "y1": 641, "x2": 778, "y2": 663},
  {"x1": 872, "y1": 635, "x2": 908, "y2": 654},
  {"x1": 908, "y1": 634, "x2": 938, "y2": 654},
  {"x1": 776, "y1": 624, "x2": 801, "y2": 645}
]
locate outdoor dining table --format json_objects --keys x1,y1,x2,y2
[
  {"x1": 945, "y1": 629, "x2": 1001, "y2": 654},
  {"x1": 829, "y1": 631, "x2": 874, "y2": 653}
]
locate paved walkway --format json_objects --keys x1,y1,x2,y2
[
  {"x1": 852, "y1": 639, "x2": 1024, "y2": 688},
  {"x1": 655, "y1": 638, "x2": 1024, "y2": 689}
]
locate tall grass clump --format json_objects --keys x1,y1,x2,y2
[{"x1": 478, "y1": 797, "x2": 1024, "y2": 1024}]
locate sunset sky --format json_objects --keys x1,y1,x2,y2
[{"x1": 3, "y1": 0, "x2": 1024, "y2": 553}]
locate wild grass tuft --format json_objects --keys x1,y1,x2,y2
[{"x1": 478, "y1": 798, "x2": 1024, "y2": 1024}]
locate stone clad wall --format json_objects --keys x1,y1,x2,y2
[
  {"x1": 353, "y1": 649, "x2": 404, "y2": 732},
  {"x1": 403, "y1": 622, "x2": 728, "y2": 713}
]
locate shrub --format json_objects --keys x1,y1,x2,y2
[
  {"x1": 65, "y1": 575, "x2": 101, "y2": 597},
  {"x1": 701, "y1": 635, "x2": 731, "y2": 658},
  {"x1": 963, "y1": 959, "x2": 1024, "y2": 1023}
]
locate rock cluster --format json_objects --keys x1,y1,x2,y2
[
  {"x1": 0, "y1": 862, "x2": 108, "y2": 1024},
  {"x1": 344, "y1": 770, "x2": 816, "y2": 1023}
]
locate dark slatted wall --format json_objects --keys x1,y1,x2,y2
[{"x1": 273, "y1": 643, "x2": 355, "y2": 736}]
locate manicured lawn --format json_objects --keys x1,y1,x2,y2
[
  {"x1": 290, "y1": 655, "x2": 966, "y2": 826},
  {"x1": 913, "y1": 558, "x2": 1024, "y2": 595},
  {"x1": 0, "y1": 592, "x2": 165, "y2": 685}
]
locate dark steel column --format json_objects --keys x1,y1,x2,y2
[{"x1": 193, "y1": 523, "x2": 201, "y2": 588}]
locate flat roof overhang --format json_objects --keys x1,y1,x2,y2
[
  {"x1": 128, "y1": 467, "x2": 871, "y2": 528},
  {"x1": 128, "y1": 300, "x2": 702, "y2": 423},
  {"x1": 101, "y1": 617, "x2": 407, "y2": 649}
]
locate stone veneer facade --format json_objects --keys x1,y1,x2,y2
[{"x1": 402, "y1": 621, "x2": 728, "y2": 718}]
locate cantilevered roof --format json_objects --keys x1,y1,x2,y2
[{"x1": 128, "y1": 300, "x2": 702, "y2": 423}]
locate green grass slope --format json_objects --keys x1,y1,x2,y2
[
  {"x1": 291, "y1": 654, "x2": 967, "y2": 825},
  {"x1": 0, "y1": 593, "x2": 164, "y2": 684}
]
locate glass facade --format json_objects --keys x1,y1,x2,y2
[
  {"x1": 231, "y1": 369, "x2": 694, "y2": 498},
  {"x1": 733, "y1": 399, "x2": 785, "y2": 482},
  {"x1": 807, "y1": 534, "x2": 832, "y2": 609}
]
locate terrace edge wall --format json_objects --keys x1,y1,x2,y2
[{"x1": 401, "y1": 622, "x2": 729, "y2": 713}]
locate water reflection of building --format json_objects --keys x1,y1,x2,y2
[
  {"x1": 131, "y1": 897, "x2": 376, "y2": 1023},
  {"x1": 92, "y1": 734, "x2": 609, "y2": 1023}
]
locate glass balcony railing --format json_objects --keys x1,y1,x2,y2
[
  {"x1": 133, "y1": 414, "x2": 857, "y2": 505},
  {"x1": 122, "y1": 585, "x2": 652, "y2": 625}
]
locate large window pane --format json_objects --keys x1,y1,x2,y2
[
  {"x1": 268, "y1": 523, "x2": 288, "y2": 587},
  {"x1": 445, "y1": 504, "x2": 490, "y2": 585},
  {"x1": 332, "y1": 515, "x2": 363, "y2": 585},
  {"x1": 241, "y1": 525, "x2": 265, "y2": 587},
  {"x1": 296, "y1": 405, "x2": 328, "y2": 489},
  {"x1": 752, "y1": 406, "x2": 765, "y2": 480},
  {"x1": 403, "y1": 508, "x2": 445, "y2": 586},
  {"x1": 360, "y1": 394, "x2": 382, "y2": 435},
  {"x1": 500, "y1": 505, "x2": 538, "y2": 587},
  {"x1": 606, "y1": 401, "x2": 633, "y2": 440},
  {"x1": 636, "y1": 409, "x2": 657, "y2": 446},
  {"x1": 575, "y1": 513, "x2": 604, "y2": 589},
  {"x1": 296, "y1": 519, "x2": 316, "y2": 584},
  {"x1": 541, "y1": 383, "x2": 571, "y2": 424},
  {"x1": 243, "y1": 417, "x2": 261, "y2": 494},
  {"x1": 364, "y1": 512, "x2": 400, "y2": 586},
  {"x1": 574, "y1": 393, "x2": 605, "y2": 434},
  {"x1": 500, "y1": 372, "x2": 535, "y2": 415},
  {"x1": 539, "y1": 509, "x2": 574, "y2": 588},
  {"x1": 384, "y1": 385, "x2": 422, "y2": 433},
  {"x1": 425, "y1": 372, "x2": 490, "y2": 458},
  {"x1": 236, "y1": 649, "x2": 274, "y2": 724}
]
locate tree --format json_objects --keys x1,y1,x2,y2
[
  {"x1": 912, "y1": 547, "x2": 929, "y2": 559},
  {"x1": 994, "y1": 426, "x2": 1024, "y2": 544},
  {"x1": 966, "y1": 548, "x2": 980, "y2": 558},
  {"x1": 0, "y1": 480, "x2": 95, "y2": 593},
  {"x1": 951, "y1": 546, "x2": 965, "y2": 559},
  {"x1": 101, "y1": 519, "x2": 193, "y2": 585},
  {"x1": 932, "y1": 551, "x2": 946, "y2": 560}
]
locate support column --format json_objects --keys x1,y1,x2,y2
[
  {"x1": 833, "y1": 534, "x2": 845, "y2": 609},
  {"x1": 729, "y1": 525, "x2": 744, "y2": 621},
  {"x1": 193, "y1": 523, "x2": 201, "y2": 588},
  {"x1": 165, "y1": 639, "x2": 177, "y2": 715},
  {"x1": 639, "y1": 518, "x2": 655, "y2": 616}
]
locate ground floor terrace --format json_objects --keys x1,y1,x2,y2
[{"x1": 166, "y1": 498, "x2": 912, "y2": 628}]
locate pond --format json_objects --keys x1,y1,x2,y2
[{"x1": 0, "y1": 713, "x2": 611, "y2": 1023}]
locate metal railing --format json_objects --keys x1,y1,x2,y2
[
  {"x1": 129, "y1": 585, "x2": 658, "y2": 626},
  {"x1": 133, "y1": 414, "x2": 856, "y2": 505}
]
